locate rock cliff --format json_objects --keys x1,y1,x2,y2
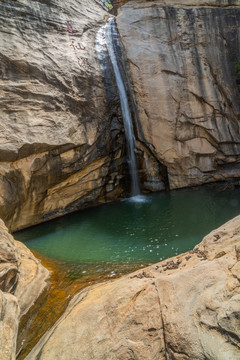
[
  {"x1": 25, "y1": 215, "x2": 240, "y2": 360},
  {"x1": 114, "y1": 0, "x2": 240, "y2": 7},
  {"x1": 1, "y1": 0, "x2": 240, "y2": 230},
  {"x1": 0, "y1": 219, "x2": 49, "y2": 360},
  {"x1": 0, "y1": 0, "x2": 128, "y2": 232},
  {"x1": 117, "y1": 1, "x2": 240, "y2": 189}
]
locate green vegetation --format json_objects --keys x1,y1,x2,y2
[
  {"x1": 97, "y1": 0, "x2": 113, "y2": 11},
  {"x1": 234, "y1": 59, "x2": 240, "y2": 84}
]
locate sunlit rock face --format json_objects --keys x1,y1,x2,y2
[
  {"x1": 0, "y1": 291, "x2": 19, "y2": 360},
  {"x1": 117, "y1": 1, "x2": 240, "y2": 189},
  {"x1": 1, "y1": 0, "x2": 240, "y2": 231},
  {"x1": 112, "y1": 0, "x2": 240, "y2": 14},
  {"x1": 0, "y1": 0, "x2": 127, "y2": 232},
  {"x1": 0, "y1": 219, "x2": 49, "y2": 360},
  {"x1": 25, "y1": 215, "x2": 240, "y2": 360}
]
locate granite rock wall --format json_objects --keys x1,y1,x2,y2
[
  {"x1": 117, "y1": 1, "x2": 240, "y2": 189},
  {"x1": 0, "y1": 0, "x2": 127, "y2": 232}
]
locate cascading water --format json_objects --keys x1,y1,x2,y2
[{"x1": 96, "y1": 18, "x2": 140, "y2": 197}]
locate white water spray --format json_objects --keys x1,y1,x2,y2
[{"x1": 96, "y1": 18, "x2": 140, "y2": 197}]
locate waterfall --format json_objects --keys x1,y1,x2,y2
[{"x1": 104, "y1": 18, "x2": 140, "y2": 196}]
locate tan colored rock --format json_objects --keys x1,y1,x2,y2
[
  {"x1": 1, "y1": 0, "x2": 240, "y2": 231},
  {"x1": 0, "y1": 218, "x2": 49, "y2": 316},
  {"x1": 26, "y1": 215, "x2": 240, "y2": 360},
  {"x1": 117, "y1": 1, "x2": 240, "y2": 190},
  {"x1": 0, "y1": 218, "x2": 49, "y2": 359},
  {"x1": 0, "y1": 220, "x2": 20, "y2": 293},
  {"x1": 0, "y1": 0, "x2": 126, "y2": 232},
  {"x1": 0, "y1": 291, "x2": 19, "y2": 360},
  {"x1": 0, "y1": 219, "x2": 20, "y2": 360},
  {"x1": 113, "y1": 0, "x2": 240, "y2": 9},
  {"x1": 14, "y1": 241, "x2": 49, "y2": 316}
]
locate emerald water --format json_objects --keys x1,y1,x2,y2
[{"x1": 15, "y1": 185, "x2": 240, "y2": 278}]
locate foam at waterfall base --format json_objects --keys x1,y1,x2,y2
[{"x1": 124, "y1": 195, "x2": 150, "y2": 204}]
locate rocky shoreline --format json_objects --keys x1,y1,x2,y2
[
  {"x1": 0, "y1": 0, "x2": 240, "y2": 358},
  {"x1": 1, "y1": 214, "x2": 240, "y2": 359},
  {"x1": 24, "y1": 216, "x2": 240, "y2": 359}
]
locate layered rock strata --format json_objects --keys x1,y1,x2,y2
[
  {"x1": 0, "y1": 0, "x2": 128, "y2": 232},
  {"x1": 117, "y1": 1, "x2": 240, "y2": 189},
  {"x1": 25, "y1": 215, "x2": 240, "y2": 360},
  {"x1": 1, "y1": 0, "x2": 240, "y2": 230},
  {"x1": 0, "y1": 219, "x2": 49, "y2": 360}
]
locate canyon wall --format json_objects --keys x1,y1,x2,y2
[
  {"x1": 117, "y1": 1, "x2": 240, "y2": 189},
  {"x1": 0, "y1": 0, "x2": 129, "y2": 232},
  {"x1": 113, "y1": 0, "x2": 240, "y2": 6},
  {"x1": 1, "y1": 0, "x2": 240, "y2": 230}
]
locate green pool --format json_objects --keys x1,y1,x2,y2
[{"x1": 15, "y1": 184, "x2": 240, "y2": 278}]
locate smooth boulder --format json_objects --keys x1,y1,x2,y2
[{"x1": 0, "y1": 219, "x2": 49, "y2": 360}]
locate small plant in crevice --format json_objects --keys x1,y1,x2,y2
[{"x1": 234, "y1": 59, "x2": 240, "y2": 85}]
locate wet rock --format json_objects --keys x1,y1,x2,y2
[{"x1": 26, "y1": 215, "x2": 240, "y2": 360}]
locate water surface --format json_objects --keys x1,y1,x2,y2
[
  {"x1": 15, "y1": 185, "x2": 240, "y2": 278},
  {"x1": 15, "y1": 184, "x2": 240, "y2": 359}
]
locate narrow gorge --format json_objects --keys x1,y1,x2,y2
[{"x1": 0, "y1": 0, "x2": 240, "y2": 359}]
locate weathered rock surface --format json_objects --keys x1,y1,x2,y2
[
  {"x1": 0, "y1": 219, "x2": 49, "y2": 316},
  {"x1": 113, "y1": 0, "x2": 240, "y2": 8},
  {"x1": 0, "y1": 219, "x2": 49, "y2": 360},
  {"x1": 117, "y1": 1, "x2": 240, "y2": 190},
  {"x1": 0, "y1": 220, "x2": 20, "y2": 294},
  {"x1": 14, "y1": 241, "x2": 49, "y2": 316},
  {"x1": 0, "y1": 291, "x2": 19, "y2": 360},
  {"x1": 26, "y1": 215, "x2": 240, "y2": 360},
  {"x1": 0, "y1": 0, "x2": 128, "y2": 232},
  {"x1": 1, "y1": 0, "x2": 240, "y2": 230}
]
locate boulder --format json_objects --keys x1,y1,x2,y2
[
  {"x1": 14, "y1": 241, "x2": 49, "y2": 316},
  {"x1": 25, "y1": 215, "x2": 240, "y2": 359},
  {"x1": 0, "y1": 219, "x2": 49, "y2": 317},
  {"x1": 0, "y1": 291, "x2": 19, "y2": 360},
  {"x1": 0, "y1": 218, "x2": 49, "y2": 360},
  {"x1": 0, "y1": 220, "x2": 20, "y2": 293}
]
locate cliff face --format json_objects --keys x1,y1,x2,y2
[
  {"x1": 117, "y1": 1, "x2": 240, "y2": 189},
  {"x1": 25, "y1": 215, "x2": 240, "y2": 360},
  {"x1": 1, "y1": 0, "x2": 240, "y2": 231},
  {"x1": 0, "y1": 0, "x2": 128, "y2": 232}
]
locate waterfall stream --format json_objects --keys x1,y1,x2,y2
[{"x1": 96, "y1": 18, "x2": 140, "y2": 197}]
